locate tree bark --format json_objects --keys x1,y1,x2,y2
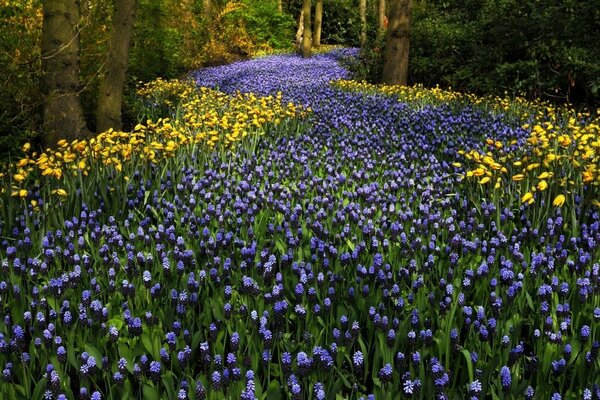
[
  {"x1": 381, "y1": 0, "x2": 412, "y2": 85},
  {"x1": 278, "y1": 0, "x2": 283, "y2": 13},
  {"x1": 378, "y1": 0, "x2": 386, "y2": 31},
  {"x1": 301, "y1": 0, "x2": 312, "y2": 57},
  {"x1": 41, "y1": 0, "x2": 89, "y2": 148},
  {"x1": 295, "y1": 8, "x2": 304, "y2": 49},
  {"x1": 359, "y1": 0, "x2": 367, "y2": 46},
  {"x1": 313, "y1": 0, "x2": 323, "y2": 47},
  {"x1": 96, "y1": 0, "x2": 137, "y2": 133}
]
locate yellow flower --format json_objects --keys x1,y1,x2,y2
[
  {"x1": 536, "y1": 180, "x2": 548, "y2": 191},
  {"x1": 51, "y1": 189, "x2": 68, "y2": 197},
  {"x1": 558, "y1": 135, "x2": 571, "y2": 147},
  {"x1": 537, "y1": 172, "x2": 552, "y2": 180},
  {"x1": 22, "y1": 142, "x2": 31, "y2": 152},
  {"x1": 553, "y1": 194, "x2": 566, "y2": 207},
  {"x1": 452, "y1": 162, "x2": 462, "y2": 168},
  {"x1": 11, "y1": 189, "x2": 28, "y2": 198},
  {"x1": 521, "y1": 192, "x2": 534, "y2": 204},
  {"x1": 512, "y1": 174, "x2": 525, "y2": 181},
  {"x1": 13, "y1": 173, "x2": 26, "y2": 182},
  {"x1": 479, "y1": 176, "x2": 491, "y2": 184},
  {"x1": 582, "y1": 171, "x2": 594, "y2": 183}
]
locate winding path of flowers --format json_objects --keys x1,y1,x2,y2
[{"x1": 1, "y1": 49, "x2": 599, "y2": 400}]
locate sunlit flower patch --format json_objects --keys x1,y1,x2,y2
[
  {"x1": 1, "y1": 80, "x2": 308, "y2": 205},
  {"x1": 0, "y1": 49, "x2": 599, "y2": 400}
]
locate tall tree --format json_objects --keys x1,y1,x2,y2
[
  {"x1": 295, "y1": 8, "x2": 304, "y2": 49},
  {"x1": 301, "y1": 0, "x2": 312, "y2": 57},
  {"x1": 381, "y1": 0, "x2": 412, "y2": 85},
  {"x1": 378, "y1": 0, "x2": 386, "y2": 31},
  {"x1": 359, "y1": 0, "x2": 367, "y2": 46},
  {"x1": 278, "y1": 0, "x2": 283, "y2": 13},
  {"x1": 41, "y1": 0, "x2": 89, "y2": 147},
  {"x1": 96, "y1": 0, "x2": 137, "y2": 133},
  {"x1": 313, "y1": 0, "x2": 323, "y2": 47}
]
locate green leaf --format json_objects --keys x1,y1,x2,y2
[
  {"x1": 118, "y1": 342, "x2": 134, "y2": 373},
  {"x1": 461, "y1": 349, "x2": 474, "y2": 383},
  {"x1": 266, "y1": 380, "x2": 283, "y2": 400},
  {"x1": 162, "y1": 372, "x2": 176, "y2": 400},
  {"x1": 143, "y1": 384, "x2": 161, "y2": 400},
  {"x1": 275, "y1": 238, "x2": 286, "y2": 254},
  {"x1": 141, "y1": 331, "x2": 156, "y2": 358},
  {"x1": 107, "y1": 317, "x2": 124, "y2": 331},
  {"x1": 32, "y1": 377, "x2": 48, "y2": 400},
  {"x1": 346, "y1": 239, "x2": 355, "y2": 251},
  {"x1": 525, "y1": 291, "x2": 535, "y2": 311}
]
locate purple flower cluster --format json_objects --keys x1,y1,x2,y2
[{"x1": 0, "y1": 49, "x2": 599, "y2": 399}]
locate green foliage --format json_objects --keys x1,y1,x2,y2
[
  {"x1": 128, "y1": 0, "x2": 184, "y2": 82},
  {"x1": 408, "y1": 0, "x2": 600, "y2": 105},
  {"x1": 342, "y1": 34, "x2": 385, "y2": 83},
  {"x1": 0, "y1": 0, "x2": 41, "y2": 157},
  {"x1": 235, "y1": 0, "x2": 295, "y2": 50}
]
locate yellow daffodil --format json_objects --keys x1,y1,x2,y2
[
  {"x1": 553, "y1": 194, "x2": 566, "y2": 207},
  {"x1": 521, "y1": 192, "x2": 534, "y2": 204},
  {"x1": 536, "y1": 180, "x2": 548, "y2": 191},
  {"x1": 51, "y1": 188, "x2": 68, "y2": 197}
]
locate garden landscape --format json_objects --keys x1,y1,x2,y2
[{"x1": 0, "y1": 0, "x2": 599, "y2": 399}]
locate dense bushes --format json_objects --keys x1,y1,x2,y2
[
  {"x1": 410, "y1": 0, "x2": 600, "y2": 105},
  {"x1": 351, "y1": 0, "x2": 600, "y2": 106}
]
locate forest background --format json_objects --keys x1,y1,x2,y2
[{"x1": 0, "y1": 0, "x2": 598, "y2": 157}]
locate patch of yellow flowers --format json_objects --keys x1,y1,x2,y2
[
  {"x1": 335, "y1": 79, "x2": 599, "y2": 208},
  {"x1": 2, "y1": 79, "x2": 308, "y2": 199},
  {"x1": 460, "y1": 108, "x2": 600, "y2": 208}
]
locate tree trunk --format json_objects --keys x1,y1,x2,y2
[
  {"x1": 301, "y1": 0, "x2": 312, "y2": 57},
  {"x1": 278, "y1": 0, "x2": 283, "y2": 13},
  {"x1": 359, "y1": 0, "x2": 367, "y2": 46},
  {"x1": 381, "y1": 0, "x2": 412, "y2": 85},
  {"x1": 378, "y1": 0, "x2": 386, "y2": 31},
  {"x1": 96, "y1": 0, "x2": 137, "y2": 133},
  {"x1": 313, "y1": 0, "x2": 323, "y2": 47},
  {"x1": 41, "y1": 0, "x2": 89, "y2": 148},
  {"x1": 295, "y1": 9, "x2": 304, "y2": 49}
]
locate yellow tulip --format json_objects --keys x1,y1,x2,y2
[
  {"x1": 512, "y1": 174, "x2": 525, "y2": 181},
  {"x1": 537, "y1": 180, "x2": 548, "y2": 191},
  {"x1": 13, "y1": 173, "x2": 26, "y2": 182},
  {"x1": 521, "y1": 192, "x2": 534, "y2": 204},
  {"x1": 553, "y1": 194, "x2": 566, "y2": 207},
  {"x1": 52, "y1": 189, "x2": 68, "y2": 197},
  {"x1": 479, "y1": 177, "x2": 491, "y2": 184}
]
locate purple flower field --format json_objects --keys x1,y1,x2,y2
[{"x1": 1, "y1": 50, "x2": 599, "y2": 400}]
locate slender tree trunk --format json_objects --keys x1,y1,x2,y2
[
  {"x1": 381, "y1": 0, "x2": 412, "y2": 85},
  {"x1": 301, "y1": 0, "x2": 312, "y2": 57},
  {"x1": 359, "y1": 0, "x2": 367, "y2": 46},
  {"x1": 313, "y1": 0, "x2": 323, "y2": 47},
  {"x1": 96, "y1": 0, "x2": 137, "y2": 133},
  {"x1": 278, "y1": 0, "x2": 283, "y2": 13},
  {"x1": 378, "y1": 0, "x2": 386, "y2": 31},
  {"x1": 41, "y1": 0, "x2": 89, "y2": 148},
  {"x1": 295, "y1": 8, "x2": 304, "y2": 49}
]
